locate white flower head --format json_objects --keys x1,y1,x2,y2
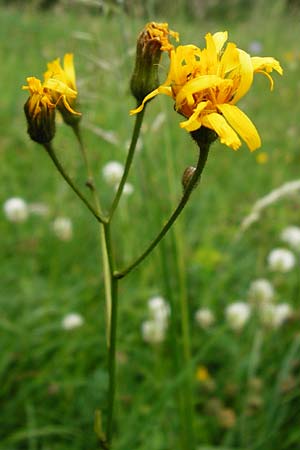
[
  {"x1": 195, "y1": 308, "x2": 215, "y2": 329},
  {"x1": 52, "y1": 217, "x2": 73, "y2": 241},
  {"x1": 3, "y1": 197, "x2": 28, "y2": 223},
  {"x1": 260, "y1": 303, "x2": 292, "y2": 329},
  {"x1": 268, "y1": 248, "x2": 296, "y2": 273},
  {"x1": 148, "y1": 296, "x2": 170, "y2": 325},
  {"x1": 102, "y1": 161, "x2": 124, "y2": 186},
  {"x1": 281, "y1": 226, "x2": 300, "y2": 251},
  {"x1": 248, "y1": 279, "x2": 275, "y2": 306},
  {"x1": 225, "y1": 302, "x2": 251, "y2": 331},
  {"x1": 62, "y1": 313, "x2": 84, "y2": 330},
  {"x1": 141, "y1": 320, "x2": 166, "y2": 344}
]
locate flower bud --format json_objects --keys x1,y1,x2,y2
[
  {"x1": 23, "y1": 77, "x2": 56, "y2": 144},
  {"x1": 182, "y1": 166, "x2": 196, "y2": 190},
  {"x1": 130, "y1": 22, "x2": 179, "y2": 103}
]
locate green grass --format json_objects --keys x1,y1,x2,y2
[{"x1": 1, "y1": 2, "x2": 300, "y2": 449}]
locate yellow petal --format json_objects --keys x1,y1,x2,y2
[
  {"x1": 202, "y1": 112, "x2": 241, "y2": 150},
  {"x1": 44, "y1": 78, "x2": 77, "y2": 98},
  {"x1": 218, "y1": 42, "x2": 239, "y2": 78},
  {"x1": 204, "y1": 33, "x2": 218, "y2": 72},
  {"x1": 61, "y1": 95, "x2": 81, "y2": 115},
  {"x1": 179, "y1": 101, "x2": 209, "y2": 131},
  {"x1": 251, "y1": 56, "x2": 283, "y2": 90},
  {"x1": 212, "y1": 31, "x2": 228, "y2": 54},
  {"x1": 251, "y1": 56, "x2": 283, "y2": 75},
  {"x1": 129, "y1": 88, "x2": 160, "y2": 115},
  {"x1": 231, "y1": 49, "x2": 253, "y2": 103},
  {"x1": 63, "y1": 53, "x2": 76, "y2": 90},
  {"x1": 175, "y1": 75, "x2": 224, "y2": 109},
  {"x1": 217, "y1": 103, "x2": 261, "y2": 151}
]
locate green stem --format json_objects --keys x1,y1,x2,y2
[
  {"x1": 115, "y1": 142, "x2": 210, "y2": 279},
  {"x1": 109, "y1": 109, "x2": 145, "y2": 220},
  {"x1": 71, "y1": 128, "x2": 117, "y2": 448},
  {"x1": 43, "y1": 142, "x2": 107, "y2": 224},
  {"x1": 102, "y1": 223, "x2": 119, "y2": 447}
]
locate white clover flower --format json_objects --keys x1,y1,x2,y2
[
  {"x1": 148, "y1": 296, "x2": 170, "y2": 325},
  {"x1": 225, "y1": 302, "x2": 251, "y2": 331},
  {"x1": 280, "y1": 226, "x2": 300, "y2": 251},
  {"x1": 102, "y1": 161, "x2": 124, "y2": 185},
  {"x1": 52, "y1": 217, "x2": 73, "y2": 241},
  {"x1": 141, "y1": 320, "x2": 166, "y2": 344},
  {"x1": 195, "y1": 307, "x2": 215, "y2": 329},
  {"x1": 3, "y1": 197, "x2": 28, "y2": 223},
  {"x1": 62, "y1": 313, "x2": 84, "y2": 330},
  {"x1": 248, "y1": 279, "x2": 275, "y2": 306},
  {"x1": 259, "y1": 303, "x2": 292, "y2": 328},
  {"x1": 268, "y1": 248, "x2": 296, "y2": 272}
]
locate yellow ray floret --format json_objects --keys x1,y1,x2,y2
[{"x1": 130, "y1": 30, "x2": 283, "y2": 151}]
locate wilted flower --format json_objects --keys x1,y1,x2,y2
[
  {"x1": 195, "y1": 307, "x2": 215, "y2": 329},
  {"x1": 102, "y1": 161, "x2": 124, "y2": 186},
  {"x1": 62, "y1": 312, "x2": 84, "y2": 330},
  {"x1": 52, "y1": 217, "x2": 73, "y2": 241},
  {"x1": 148, "y1": 296, "x2": 170, "y2": 324},
  {"x1": 281, "y1": 226, "x2": 300, "y2": 251},
  {"x1": 23, "y1": 77, "x2": 56, "y2": 143},
  {"x1": 3, "y1": 197, "x2": 29, "y2": 223},
  {"x1": 268, "y1": 248, "x2": 296, "y2": 272},
  {"x1": 131, "y1": 31, "x2": 282, "y2": 151},
  {"x1": 225, "y1": 302, "x2": 251, "y2": 331},
  {"x1": 141, "y1": 319, "x2": 166, "y2": 344},
  {"x1": 248, "y1": 278, "x2": 275, "y2": 306},
  {"x1": 130, "y1": 22, "x2": 179, "y2": 102}
]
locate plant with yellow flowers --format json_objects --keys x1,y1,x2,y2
[{"x1": 22, "y1": 23, "x2": 282, "y2": 450}]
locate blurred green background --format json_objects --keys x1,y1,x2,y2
[{"x1": 1, "y1": 1, "x2": 300, "y2": 449}]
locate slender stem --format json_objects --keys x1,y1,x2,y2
[
  {"x1": 109, "y1": 109, "x2": 145, "y2": 220},
  {"x1": 115, "y1": 142, "x2": 210, "y2": 279},
  {"x1": 43, "y1": 142, "x2": 107, "y2": 224},
  {"x1": 102, "y1": 223, "x2": 119, "y2": 447}
]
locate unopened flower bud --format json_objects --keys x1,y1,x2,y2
[
  {"x1": 130, "y1": 22, "x2": 179, "y2": 103},
  {"x1": 182, "y1": 166, "x2": 196, "y2": 190}
]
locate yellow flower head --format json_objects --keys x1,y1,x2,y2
[
  {"x1": 22, "y1": 77, "x2": 56, "y2": 143},
  {"x1": 143, "y1": 22, "x2": 179, "y2": 53},
  {"x1": 130, "y1": 22, "x2": 179, "y2": 103},
  {"x1": 44, "y1": 53, "x2": 81, "y2": 124},
  {"x1": 131, "y1": 31, "x2": 283, "y2": 151}
]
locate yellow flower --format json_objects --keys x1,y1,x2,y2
[
  {"x1": 44, "y1": 53, "x2": 81, "y2": 121},
  {"x1": 143, "y1": 22, "x2": 179, "y2": 52},
  {"x1": 22, "y1": 77, "x2": 56, "y2": 143},
  {"x1": 23, "y1": 77, "x2": 55, "y2": 118},
  {"x1": 131, "y1": 31, "x2": 282, "y2": 151},
  {"x1": 256, "y1": 151, "x2": 269, "y2": 164},
  {"x1": 196, "y1": 365, "x2": 210, "y2": 382}
]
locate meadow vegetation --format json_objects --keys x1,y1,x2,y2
[{"x1": 1, "y1": 1, "x2": 300, "y2": 449}]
